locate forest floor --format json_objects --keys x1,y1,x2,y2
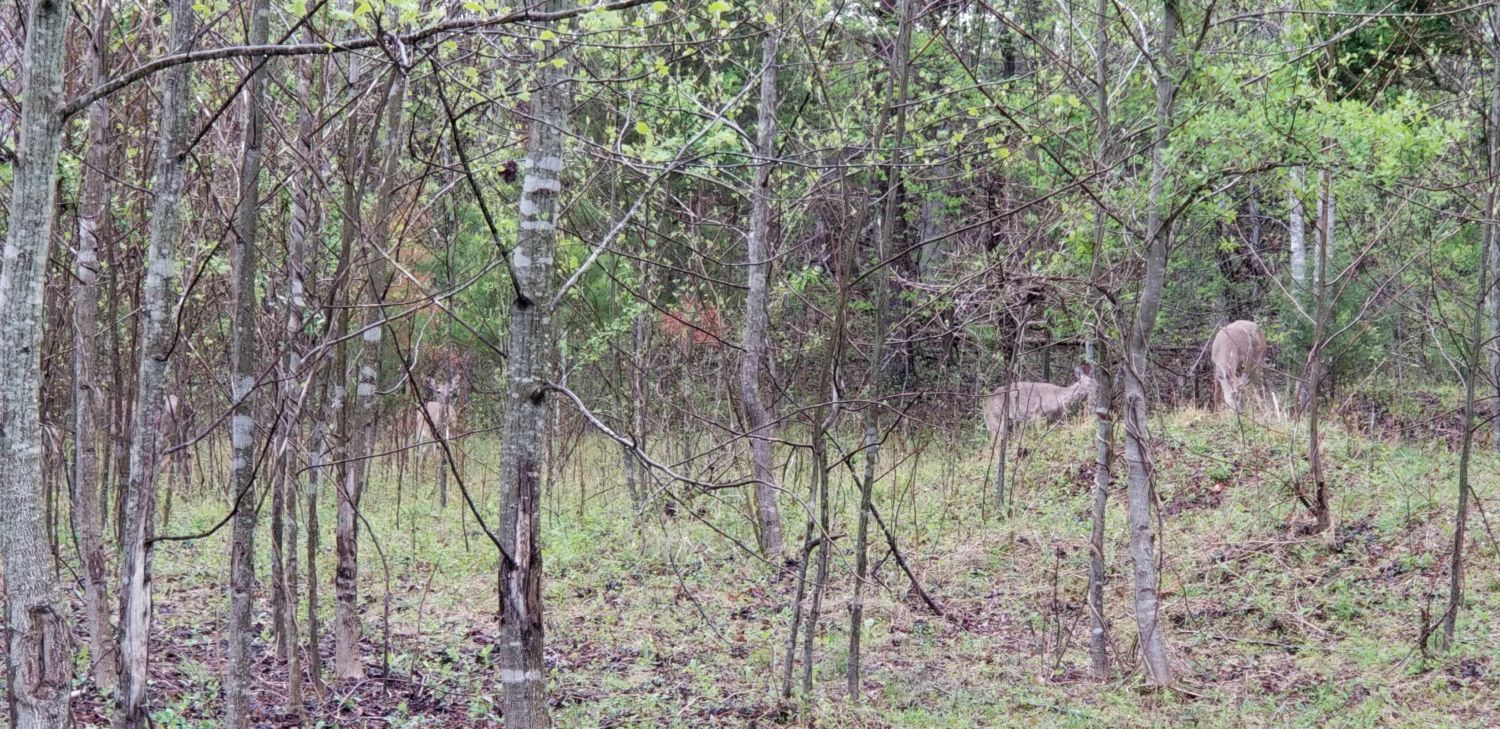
[{"x1": 47, "y1": 400, "x2": 1500, "y2": 727}]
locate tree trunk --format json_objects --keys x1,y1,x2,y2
[
  {"x1": 0, "y1": 0, "x2": 77, "y2": 723},
  {"x1": 73, "y1": 0, "x2": 120, "y2": 693},
  {"x1": 223, "y1": 0, "x2": 271, "y2": 721},
  {"x1": 1288, "y1": 167, "x2": 1308, "y2": 300},
  {"x1": 1300, "y1": 165, "x2": 1334, "y2": 532},
  {"x1": 851, "y1": 0, "x2": 910, "y2": 700},
  {"x1": 740, "y1": 18, "x2": 786, "y2": 559},
  {"x1": 278, "y1": 36, "x2": 322, "y2": 709},
  {"x1": 495, "y1": 7, "x2": 569, "y2": 725},
  {"x1": 1121, "y1": 0, "x2": 1178, "y2": 688},
  {"x1": 1440, "y1": 7, "x2": 1500, "y2": 645},
  {"x1": 336, "y1": 65, "x2": 409, "y2": 681},
  {"x1": 1086, "y1": 0, "x2": 1114, "y2": 681},
  {"x1": 117, "y1": 0, "x2": 197, "y2": 723}
]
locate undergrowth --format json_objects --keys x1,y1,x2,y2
[{"x1": 49, "y1": 405, "x2": 1500, "y2": 727}]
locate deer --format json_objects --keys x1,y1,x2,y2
[
  {"x1": 658, "y1": 296, "x2": 727, "y2": 359},
  {"x1": 403, "y1": 371, "x2": 464, "y2": 507},
  {"x1": 410, "y1": 373, "x2": 462, "y2": 457},
  {"x1": 983, "y1": 364, "x2": 1097, "y2": 440},
  {"x1": 1211, "y1": 320, "x2": 1267, "y2": 413}
]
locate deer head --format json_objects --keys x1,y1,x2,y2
[
  {"x1": 1211, "y1": 320, "x2": 1267, "y2": 413},
  {"x1": 983, "y1": 364, "x2": 1096, "y2": 435}
]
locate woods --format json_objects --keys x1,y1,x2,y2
[{"x1": 5, "y1": 0, "x2": 1500, "y2": 725}]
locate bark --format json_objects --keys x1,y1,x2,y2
[
  {"x1": 1086, "y1": 0, "x2": 1114, "y2": 681},
  {"x1": 336, "y1": 65, "x2": 409, "y2": 681},
  {"x1": 626, "y1": 313, "x2": 647, "y2": 511},
  {"x1": 1302, "y1": 167, "x2": 1334, "y2": 532},
  {"x1": 496, "y1": 8, "x2": 570, "y2": 723},
  {"x1": 114, "y1": 0, "x2": 196, "y2": 721},
  {"x1": 1314, "y1": 172, "x2": 1334, "y2": 293},
  {"x1": 307, "y1": 383, "x2": 332, "y2": 694},
  {"x1": 1288, "y1": 167, "x2": 1308, "y2": 300},
  {"x1": 224, "y1": 0, "x2": 271, "y2": 721},
  {"x1": 73, "y1": 0, "x2": 120, "y2": 693},
  {"x1": 850, "y1": 0, "x2": 910, "y2": 701},
  {"x1": 0, "y1": 0, "x2": 76, "y2": 723},
  {"x1": 740, "y1": 19, "x2": 786, "y2": 559},
  {"x1": 1440, "y1": 14, "x2": 1500, "y2": 644},
  {"x1": 1120, "y1": 0, "x2": 1177, "y2": 688},
  {"x1": 278, "y1": 37, "x2": 322, "y2": 709}
]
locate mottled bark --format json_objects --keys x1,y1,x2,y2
[
  {"x1": 1288, "y1": 167, "x2": 1307, "y2": 300},
  {"x1": 336, "y1": 66, "x2": 409, "y2": 681},
  {"x1": 496, "y1": 7, "x2": 570, "y2": 724},
  {"x1": 278, "y1": 37, "x2": 322, "y2": 709},
  {"x1": 223, "y1": 0, "x2": 271, "y2": 722},
  {"x1": 1120, "y1": 0, "x2": 1177, "y2": 688},
  {"x1": 739, "y1": 20, "x2": 786, "y2": 559},
  {"x1": 73, "y1": 0, "x2": 120, "y2": 693},
  {"x1": 116, "y1": 0, "x2": 197, "y2": 723},
  {"x1": 0, "y1": 0, "x2": 76, "y2": 723}
]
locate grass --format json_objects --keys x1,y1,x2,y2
[{"x1": 51, "y1": 403, "x2": 1500, "y2": 727}]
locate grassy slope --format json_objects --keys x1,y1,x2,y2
[{"x1": 59, "y1": 406, "x2": 1500, "y2": 727}]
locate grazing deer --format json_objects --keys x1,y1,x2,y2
[
  {"x1": 983, "y1": 364, "x2": 1097, "y2": 438},
  {"x1": 1211, "y1": 320, "x2": 1267, "y2": 413}
]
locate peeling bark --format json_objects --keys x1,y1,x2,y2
[{"x1": 496, "y1": 6, "x2": 570, "y2": 723}]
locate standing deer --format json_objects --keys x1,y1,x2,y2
[
  {"x1": 983, "y1": 364, "x2": 1097, "y2": 438},
  {"x1": 1211, "y1": 320, "x2": 1267, "y2": 413},
  {"x1": 406, "y1": 372, "x2": 463, "y2": 506},
  {"x1": 410, "y1": 373, "x2": 462, "y2": 456}
]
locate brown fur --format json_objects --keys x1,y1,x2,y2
[
  {"x1": 983, "y1": 364, "x2": 1096, "y2": 436},
  {"x1": 1211, "y1": 320, "x2": 1267, "y2": 412}
]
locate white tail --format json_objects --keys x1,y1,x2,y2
[
  {"x1": 983, "y1": 364, "x2": 1097, "y2": 436},
  {"x1": 1211, "y1": 320, "x2": 1267, "y2": 413}
]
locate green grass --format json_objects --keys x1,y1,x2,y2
[{"x1": 66, "y1": 404, "x2": 1500, "y2": 726}]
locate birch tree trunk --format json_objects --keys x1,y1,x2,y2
[
  {"x1": 0, "y1": 0, "x2": 76, "y2": 723},
  {"x1": 116, "y1": 0, "x2": 197, "y2": 722},
  {"x1": 336, "y1": 65, "x2": 409, "y2": 681},
  {"x1": 1289, "y1": 167, "x2": 1308, "y2": 300},
  {"x1": 73, "y1": 0, "x2": 120, "y2": 693},
  {"x1": 496, "y1": 7, "x2": 570, "y2": 723},
  {"x1": 739, "y1": 18, "x2": 786, "y2": 559},
  {"x1": 223, "y1": 0, "x2": 271, "y2": 721},
  {"x1": 1120, "y1": 0, "x2": 1177, "y2": 688}
]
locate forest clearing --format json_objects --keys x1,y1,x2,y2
[{"x1": 5, "y1": 0, "x2": 1500, "y2": 726}]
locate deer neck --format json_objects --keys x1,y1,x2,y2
[{"x1": 1060, "y1": 381, "x2": 1088, "y2": 409}]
